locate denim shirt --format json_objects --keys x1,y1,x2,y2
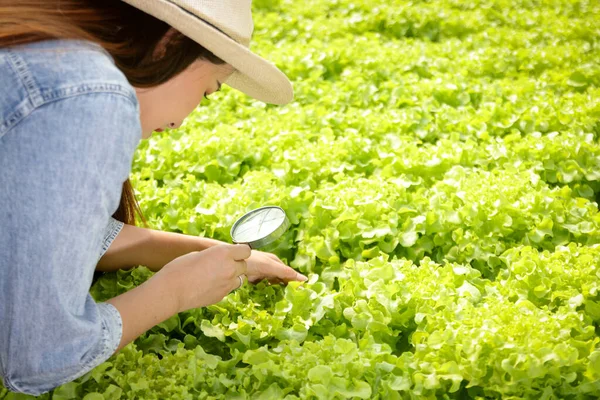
[{"x1": 0, "y1": 40, "x2": 142, "y2": 395}]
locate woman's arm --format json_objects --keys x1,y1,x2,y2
[
  {"x1": 97, "y1": 224, "x2": 222, "y2": 272},
  {"x1": 98, "y1": 224, "x2": 308, "y2": 283},
  {"x1": 106, "y1": 244, "x2": 251, "y2": 353}
]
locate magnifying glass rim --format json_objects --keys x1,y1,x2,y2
[{"x1": 230, "y1": 206, "x2": 290, "y2": 249}]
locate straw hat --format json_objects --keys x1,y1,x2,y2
[{"x1": 122, "y1": 0, "x2": 293, "y2": 105}]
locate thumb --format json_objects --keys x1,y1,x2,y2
[{"x1": 231, "y1": 243, "x2": 252, "y2": 261}]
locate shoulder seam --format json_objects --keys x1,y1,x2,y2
[
  {"x1": 5, "y1": 50, "x2": 43, "y2": 107},
  {"x1": 39, "y1": 82, "x2": 138, "y2": 106},
  {"x1": 0, "y1": 85, "x2": 138, "y2": 140},
  {"x1": 0, "y1": 83, "x2": 138, "y2": 138}
]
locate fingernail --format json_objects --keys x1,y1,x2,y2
[{"x1": 297, "y1": 273, "x2": 308, "y2": 281}]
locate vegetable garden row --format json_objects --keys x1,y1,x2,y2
[{"x1": 3, "y1": 0, "x2": 600, "y2": 398}]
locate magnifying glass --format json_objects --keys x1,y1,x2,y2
[{"x1": 230, "y1": 206, "x2": 290, "y2": 249}]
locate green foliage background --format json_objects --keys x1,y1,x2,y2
[{"x1": 3, "y1": 0, "x2": 600, "y2": 398}]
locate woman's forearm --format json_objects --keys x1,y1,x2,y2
[
  {"x1": 106, "y1": 273, "x2": 178, "y2": 352},
  {"x1": 106, "y1": 244, "x2": 252, "y2": 353},
  {"x1": 97, "y1": 224, "x2": 224, "y2": 272}
]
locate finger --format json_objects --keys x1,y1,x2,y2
[
  {"x1": 267, "y1": 253, "x2": 285, "y2": 264},
  {"x1": 231, "y1": 243, "x2": 252, "y2": 261},
  {"x1": 231, "y1": 274, "x2": 246, "y2": 291},
  {"x1": 247, "y1": 275, "x2": 262, "y2": 284},
  {"x1": 234, "y1": 260, "x2": 247, "y2": 276},
  {"x1": 277, "y1": 266, "x2": 308, "y2": 283}
]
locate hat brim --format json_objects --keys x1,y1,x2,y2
[{"x1": 122, "y1": 0, "x2": 293, "y2": 105}]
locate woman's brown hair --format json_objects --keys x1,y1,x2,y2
[{"x1": 0, "y1": 0, "x2": 224, "y2": 226}]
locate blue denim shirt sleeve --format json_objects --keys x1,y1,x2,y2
[
  {"x1": 102, "y1": 218, "x2": 125, "y2": 258},
  {"x1": 0, "y1": 40, "x2": 141, "y2": 395}
]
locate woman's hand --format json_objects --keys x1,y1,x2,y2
[
  {"x1": 98, "y1": 223, "x2": 307, "y2": 286},
  {"x1": 107, "y1": 243, "x2": 251, "y2": 352},
  {"x1": 154, "y1": 243, "x2": 251, "y2": 312},
  {"x1": 246, "y1": 250, "x2": 307, "y2": 284},
  {"x1": 105, "y1": 243, "x2": 305, "y2": 353}
]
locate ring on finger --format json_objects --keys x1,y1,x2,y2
[{"x1": 237, "y1": 274, "x2": 246, "y2": 289}]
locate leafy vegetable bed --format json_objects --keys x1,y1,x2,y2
[{"x1": 3, "y1": 0, "x2": 600, "y2": 398}]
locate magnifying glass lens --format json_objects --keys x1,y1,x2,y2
[{"x1": 230, "y1": 206, "x2": 290, "y2": 249}]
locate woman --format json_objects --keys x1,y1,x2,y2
[{"x1": 0, "y1": 0, "x2": 306, "y2": 395}]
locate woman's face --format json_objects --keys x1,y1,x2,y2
[{"x1": 135, "y1": 59, "x2": 234, "y2": 139}]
